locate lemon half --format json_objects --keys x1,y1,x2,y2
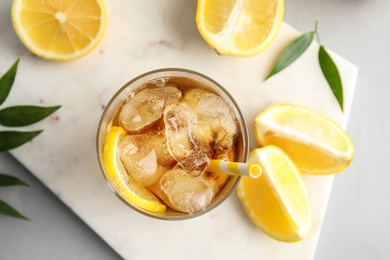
[{"x1": 11, "y1": 0, "x2": 107, "y2": 61}]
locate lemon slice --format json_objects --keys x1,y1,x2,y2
[
  {"x1": 237, "y1": 146, "x2": 311, "y2": 242},
  {"x1": 254, "y1": 104, "x2": 354, "y2": 174},
  {"x1": 196, "y1": 0, "x2": 284, "y2": 56},
  {"x1": 103, "y1": 126, "x2": 166, "y2": 213},
  {"x1": 11, "y1": 0, "x2": 107, "y2": 61}
]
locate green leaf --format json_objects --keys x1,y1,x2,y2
[
  {"x1": 0, "y1": 59, "x2": 19, "y2": 106},
  {"x1": 318, "y1": 45, "x2": 344, "y2": 111},
  {"x1": 265, "y1": 31, "x2": 315, "y2": 80},
  {"x1": 0, "y1": 105, "x2": 61, "y2": 126},
  {"x1": 0, "y1": 199, "x2": 29, "y2": 220},
  {"x1": 0, "y1": 174, "x2": 29, "y2": 187},
  {"x1": 0, "y1": 130, "x2": 42, "y2": 152}
]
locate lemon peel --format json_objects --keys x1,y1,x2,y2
[{"x1": 103, "y1": 126, "x2": 166, "y2": 213}]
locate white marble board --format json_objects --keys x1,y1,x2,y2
[{"x1": 0, "y1": 0, "x2": 358, "y2": 259}]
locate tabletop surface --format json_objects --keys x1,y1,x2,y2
[{"x1": 1, "y1": 0, "x2": 389, "y2": 259}]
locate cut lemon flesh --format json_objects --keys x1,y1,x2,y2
[
  {"x1": 103, "y1": 126, "x2": 166, "y2": 213},
  {"x1": 196, "y1": 0, "x2": 284, "y2": 56},
  {"x1": 254, "y1": 104, "x2": 354, "y2": 174},
  {"x1": 237, "y1": 146, "x2": 311, "y2": 242},
  {"x1": 11, "y1": 0, "x2": 107, "y2": 61}
]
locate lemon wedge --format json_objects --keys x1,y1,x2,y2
[
  {"x1": 196, "y1": 0, "x2": 284, "y2": 56},
  {"x1": 237, "y1": 146, "x2": 311, "y2": 242},
  {"x1": 103, "y1": 126, "x2": 166, "y2": 213},
  {"x1": 11, "y1": 0, "x2": 107, "y2": 61},
  {"x1": 254, "y1": 104, "x2": 354, "y2": 174}
]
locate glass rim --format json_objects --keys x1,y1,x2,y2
[{"x1": 96, "y1": 68, "x2": 249, "y2": 220}]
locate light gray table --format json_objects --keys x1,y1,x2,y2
[{"x1": 1, "y1": 0, "x2": 389, "y2": 259}]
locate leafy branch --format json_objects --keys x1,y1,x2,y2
[
  {"x1": 265, "y1": 20, "x2": 344, "y2": 111},
  {"x1": 0, "y1": 59, "x2": 61, "y2": 220}
]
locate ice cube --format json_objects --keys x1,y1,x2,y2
[
  {"x1": 177, "y1": 146, "x2": 212, "y2": 177},
  {"x1": 181, "y1": 88, "x2": 207, "y2": 110},
  {"x1": 119, "y1": 86, "x2": 181, "y2": 133},
  {"x1": 181, "y1": 88, "x2": 214, "y2": 146},
  {"x1": 195, "y1": 92, "x2": 238, "y2": 151},
  {"x1": 159, "y1": 168, "x2": 217, "y2": 213},
  {"x1": 164, "y1": 103, "x2": 214, "y2": 176},
  {"x1": 163, "y1": 103, "x2": 197, "y2": 159},
  {"x1": 118, "y1": 131, "x2": 175, "y2": 187},
  {"x1": 181, "y1": 89, "x2": 238, "y2": 152}
]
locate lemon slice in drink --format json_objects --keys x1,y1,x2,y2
[
  {"x1": 11, "y1": 0, "x2": 107, "y2": 61},
  {"x1": 103, "y1": 126, "x2": 166, "y2": 213},
  {"x1": 254, "y1": 104, "x2": 354, "y2": 174},
  {"x1": 196, "y1": 0, "x2": 284, "y2": 56},
  {"x1": 237, "y1": 146, "x2": 311, "y2": 242}
]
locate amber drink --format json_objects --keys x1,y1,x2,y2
[{"x1": 97, "y1": 69, "x2": 248, "y2": 220}]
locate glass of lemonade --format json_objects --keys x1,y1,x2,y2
[{"x1": 97, "y1": 68, "x2": 248, "y2": 220}]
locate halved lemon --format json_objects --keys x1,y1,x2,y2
[
  {"x1": 103, "y1": 126, "x2": 166, "y2": 213},
  {"x1": 196, "y1": 0, "x2": 284, "y2": 56},
  {"x1": 254, "y1": 104, "x2": 354, "y2": 174},
  {"x1": 11, "y1": 0, "x2": 107, "y2": 61},
  {"x1": 237, "y1": 146, "x2": 311, "y2": 242}
]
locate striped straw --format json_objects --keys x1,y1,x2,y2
[{"x1": 208, "y1": 159, "x2": 262, "y2": 178}]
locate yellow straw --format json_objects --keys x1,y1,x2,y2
[{"x1": 208, "y1": 159, "x2": 262, "y2": 178}]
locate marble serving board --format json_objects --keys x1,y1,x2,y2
[{"x1": 0, "y1": 0, "x2": 358, "y2": 259}]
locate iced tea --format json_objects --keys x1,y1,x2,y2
[{"x1": 97, "y1": 69, "x2": 248, "y2": 219}]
